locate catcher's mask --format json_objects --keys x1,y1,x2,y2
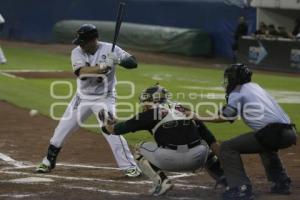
[
  {"x1": 223, "y1": 63, "x2": 252, "y2": 98},
  {"x1": 139, "y1": 84, "x2": 169, "y2": 105}
]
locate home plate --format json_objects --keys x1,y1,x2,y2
[{"x1": 8, "y1": 177, "x2": 54, "y2": 183}]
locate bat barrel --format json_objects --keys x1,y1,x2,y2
[{"x1": 112, "y1": 2, "x2": 126, "y2": 52}]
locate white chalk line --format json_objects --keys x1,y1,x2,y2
[
  {"x1": 0, "y1": 170, "x2": 210, "y2": 199},
  {"x1": 0, "y1": 152, "x2": 27, "y2": 168},
  {"x1": 0, "y1": 69, "x2": 64, "y2": 73},
  {"x1": 62, "y1": 185, "x2": 140, "y2": 196},
  {"x1": 0, "y1": 71, "x2": 25, "y2": 80},
  {"x1": 6, "y1": 177, "x2": 55, "y2": 183},
  {"x1": 0, "y1": 69, "x2": 65, "y2": 80},
  {"x1": 2, "y1": 163, "x2": 196, "y2": 179},
  {"x1": 0, "y1": 194, "x2": 36, "y2": 199},
  {"x1": 1, "y1": 163, "x2": 119, "y2": 171},
  {"x1": 0, "y1": 151, "x2": 210, "y2": 199},
  {"x1": 63, "y1": 185, "x2": 201, "y2": 200},
  {"x1": 0, "y1": 152, "x2": 195, "y2": 179},
  {"x1": 168, "y1": 198, "x2": 201, "y2": 200},
  {"x1": 57, "y1": 163, "x2": 120, "y2": 170},
  {"x1": 0, "y1": 152, "x2": 205, "y2": 187},
  {"x1": 0, "y1": 192, "x2": 54, "y2": 199},
  {"x1": 0, "y1": 170, "x2": 210, "y2": 190}
]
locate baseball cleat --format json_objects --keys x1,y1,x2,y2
[
  {"x1": 149, "y1": 179, "x2": 174, "y2": 196},
  {"x1": 35, "y1": 163, "x2": 51, "y2": 173},
  {"x1": 222, "y1": 185, "x2": 255, "y2": 200},
  {"x1": 215, "y1": 176, "x2": 228, "y2": 189},
  {"x1": 124, "y1": 167, "x2": 142, "y2": 178},
  {"x1": 271, "y1": 178, "x2": 291, "y2": 195}
]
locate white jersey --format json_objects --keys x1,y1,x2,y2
[
  {"x1": 228, "y1": 82, "x2": 290, "y2": 131},
  {"x1": 71, "y1": 42, "x2": 131, "y2": 99},
  {"x1": 0, "y1": 14, "x2": 5, "y2": 24}
]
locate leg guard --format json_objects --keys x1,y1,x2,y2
[
  {"x1": 46, "y1": 144, "x2": 61, "y2": 169},
  {"x1": 135, "y1": 152, "x2": 166, "y2": 185},
  {"x1": 205, "y1": 152, "x2": 227, "y2": 188}
]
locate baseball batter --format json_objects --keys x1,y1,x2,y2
[
  {"x1": 36, "y1": 24, "x2": 141, "y2": 177},
  {"x1": 100, "y1": 85, "x2": 227, "y2": 196},
  {"x1": 0, "y1": 13, "x2": 7, "y2": 64}
]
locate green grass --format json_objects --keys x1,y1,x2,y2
[
  {"x1": 0, "y1": 46, "x2": 299, "y2": 145},
  {"x1": 1, "y1": 46, "x2": 70, "y2": 70}
]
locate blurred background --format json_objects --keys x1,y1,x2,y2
[{"x1": 0, "y1": 0, "x2": 300, "y2": 71}]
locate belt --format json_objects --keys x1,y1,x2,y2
[
  {"x1": 160, "y1": 140, "x2": 202, "y2": 150},
  {"x1": 279, "y1": 123, "x2": 296, "y2": 131}
]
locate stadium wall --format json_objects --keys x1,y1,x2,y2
[{"x1": 0, "y1": 0, "x2": 256, "y2": 58}]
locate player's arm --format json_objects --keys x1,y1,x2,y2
[
  {"x1": 100, "y1": 109, "x2": 156, "y2": 135},
  {"x1": 200, "y1": 92, "x2": 241, "y2": 123},
  {"x1": 71, "y1": 49, "x2": 109, "y2": 78},
  {"x1": 109, "y1": 45, "x2": 138, "y2": 69},
  {"x1": 77, "y1": 65, "x2": 109, "y2": 76},
  {"x1": 173, "y1": 104, "x2": 226, "y2": 122},
  {"x1": 198, "y1": 114, "x2": 231, "y2": 123},
  {"x1": 174, "y1": 101, "x2": 234, "y2": 123},
  {"x1": 119, "y1": 55, "x2": 137, "y2": 69}
]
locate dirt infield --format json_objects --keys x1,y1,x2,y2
[
  {"x1": 0, "y1": 100, "x2": 299, "y2": 200},
  {"x1": 9, "y1": 71, "x2": 74, "y2": 79}
]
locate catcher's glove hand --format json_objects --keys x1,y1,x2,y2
[{"x1": 98, "y1": 109, "x2": 116, "y2": 126}]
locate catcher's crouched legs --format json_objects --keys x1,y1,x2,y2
[{"x1": 134, "y1": 142, "x2": 173, "y2": 196}]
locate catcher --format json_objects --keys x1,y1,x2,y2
[{"x1": 100, "y1": 85, "x2": 227, "y2": 196}]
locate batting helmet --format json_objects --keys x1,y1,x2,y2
[
  {"x1": 139, "y1": 84, "x2": 169, "y2": 104},
  {"x1": 72, "y1": 24, "x2": 99, "y2": 45},
  {"x1": 224, "y1": 63, "x2": 252, "y2": 97}
]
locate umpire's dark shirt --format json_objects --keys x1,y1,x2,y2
[{"x1": 113, "y1": 107, "x2": 201, "y2": 146}]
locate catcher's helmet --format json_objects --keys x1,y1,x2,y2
[
  {"x1": 224, "y1": 63, "x2": 252, "y2": 96},
  {"x1": 72, "y1": 24, "x2": 99, "y2": 45},
  {"x1": 139, "y1": 84, "x2": 169, "y2": 104}
]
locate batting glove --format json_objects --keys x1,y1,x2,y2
[
  {"x1": 106, "y1": 52, "x2": 121, "y2": 67},
  {"x1": 98, "y1": 63, "x2": 111, "y2": 74}
]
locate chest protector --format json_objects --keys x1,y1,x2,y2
[{"x1": 151, "y1": 102, "x2": 190, "y2": 135}]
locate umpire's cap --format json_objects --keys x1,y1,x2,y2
[{"x1": 72, "y1": 24, "x2": 99, "y2": 45}]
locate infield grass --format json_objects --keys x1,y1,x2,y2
[{"x1": 0, "y1": 46, "x2": 299, "y2": 145}]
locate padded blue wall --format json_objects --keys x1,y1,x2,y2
[{"x1": 0, "y1": 0, "x2": 256, "y2": 58}]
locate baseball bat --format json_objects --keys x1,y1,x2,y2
[{"x1": 111, "y1": 2, "x2": 126, "y2": 52}]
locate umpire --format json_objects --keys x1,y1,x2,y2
[
  {"x1": 203, "y1": 64, "x2": 297, "y2": 200},
  {"x1": 100, "y1": 85, "x2": 227, "y2": 196}
]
